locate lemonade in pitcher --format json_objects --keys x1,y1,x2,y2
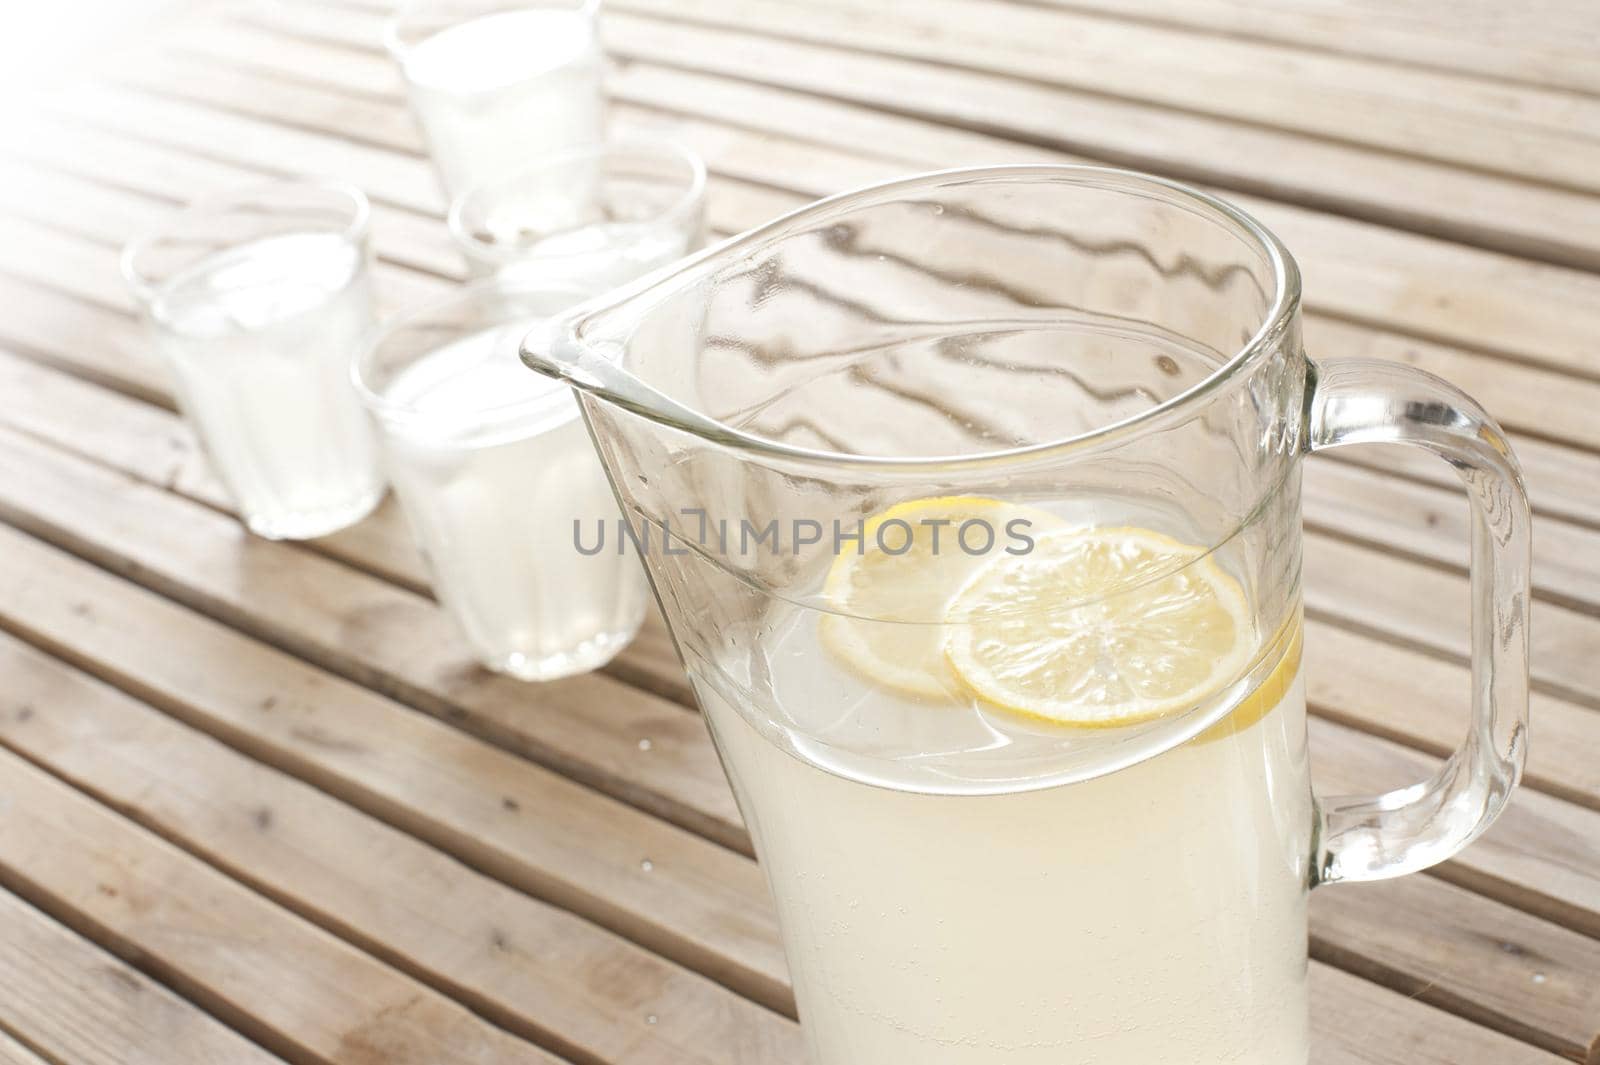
[{"x1": 686, "y1": 497, "x2": 1313, "y2": 1065}]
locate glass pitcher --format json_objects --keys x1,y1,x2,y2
[{"x1": 521, "y1": 166, "x2": 1530, "y2": 1065}]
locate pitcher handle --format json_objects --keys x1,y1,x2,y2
[{"x1": 1303, "y1": 357, "x2": 1531, "y2": 887}]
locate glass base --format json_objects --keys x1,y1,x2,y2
[
  {"x1": 482, "y1": 624, "x2": 641, "y2": 682},
  {"x1": 242, "y1": 487, "x2": 387, "y2": 541}
]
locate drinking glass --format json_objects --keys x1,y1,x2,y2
[
  {"x1": 385, "y1": 0, "x2": 605, "y2": 200},
  {"x1": 354, "y1": 279, "x2": 647, "y2": 681},
  {"x1": 447, "y1": 140, "x2": 707, "y2": 290},
  {"x1": 122, "y1": 179, "x2": 384, "y2": 540},
  {"x1": 522, "y1": 166, "x2": 1531, "y2": 1064}
]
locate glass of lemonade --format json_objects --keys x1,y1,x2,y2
[
  {"x1": 122, "y1": 179, "x2": 384, "y2": 540},
  {"x1": 523, "y1": 166, "x2": 1531, "y2": 1063},
  {"x1": 447, "y1": 140, "x2": 707, "y2": 289},
  {"x1": 354, "y1": 280, "x2": 647, "y2": 681},
  {"x1": 385, "y1": 0, "x2": 605, "y2": 201}
]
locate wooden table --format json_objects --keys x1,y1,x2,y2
[{"x1": 0, "y1": 1, "x2": 1596, "y2": 1062}]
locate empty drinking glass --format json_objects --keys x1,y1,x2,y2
[
  {"x1": 121, "y1": 179, "x2": 385, "y2": 540},
  {"x1": 447, "y1": 140, "x2": 707, "y2": 291},
  {"x1": 386, "y1": 0, "x2": 606, "y2": 200},
  {"x1": 353, "y1": 280, "x2": 648, "y2": 680}
]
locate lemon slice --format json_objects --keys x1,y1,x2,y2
[
  {"x1": 819, "y1": 496, "x2": 1064, "y2": 698},
  {"x1": 943, "y1": 526, "x2": 1254, "y2": 726}
]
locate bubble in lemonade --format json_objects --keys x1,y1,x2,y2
[
  {"x1": 691, "y1": 498, "x2": 1312, "y2": 1065},
  {"x1": 149, "y1": 232, "x2": 383, "y2": 539},
  {"x1": 398, "y1": 6, "x2": 604, "y2": 198}
]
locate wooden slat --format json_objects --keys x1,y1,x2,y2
[
  {"x1": 58, "y1": 83, "x2": 441, "y2": 214},
  {"x1": 1312, "y1": 875, "x2": 1600, "y2": 1064},
  {"x1": 1303, "y1": 461, "x2": 1600, "y2": 613},
  {"x1": 612, "y1": 0, "x2": 1600, "y2": 193},
  {"x1": 0, "y1": 119, "x2": 461, "y2": 281},
  {"x1": 81, "y1": 17, "x2": 1600, "y2": 385},
  {"x1": 1304, "y1": 534, "x2": 1600, "y2": 710},
  {"x1": 181, "y1": 0, "x2": 1600, "y2": 532},
  {"x1": 248, "y1": 0, "x2": 1600, "y2": 267},
  {"x1": 0, "y1": 172, "x2": 447, "y2": 318},
  {"x1": 591, "y1": 41, "x2": 1600, "y2": 381},
  {"x1": 0, "y1": 630, "x2": 800, "y2": 1065},
  {"x1": 1305, "y1": 619, "x2": 1600, "y2": 815},
  {"x1": 102, "y1": 31, "x2": 1600, "y2": 433},
  {"x1": 12, "y1": 117, "x2": 1600, "y2": 544},
  {"x1": 0, "y1": 273, "x2": 170, "y2": 404},
  {"x1": 0, "y1": 1030, "x2": 49, "y2": 1065},
  {"x1": 598, "y1": 20, "x2": 1600, "y2": 374},
  {"x1": 0, "y1": 421, "x2": 742, "y2": 845},
  {"x1": 0, "y1": 889, "x2": 281, "y2": 1065},
  {"x1": 0, "y1": 283, "x2": 430, "y2": 597},
  {"x1": 327, "y1": 0, "x2": 1600, "y2": 99},
  {"x1": 1020, "y1": 0, "x2": 1600, "y2": 96},
  {"x1": 0, "y1": 519, "x2": 785, "y2": 1011},
  {"x1": 0, "y1": 749, "x2": 562, "y2": 1065},
  {"x1": 1, "y1": 428, "x2": 1597, "y2": 1054},
  {"x1": 1313, "y1": 960, "x2": 1569, "y2": 1064}
]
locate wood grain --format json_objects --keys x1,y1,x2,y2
[
  {"x1": 11, "y1": 115, "x2": 1600, "y2": 538},
  {"x1": 0, "y1": 889, "x2": 281, "y2": 1065},
  {"x1": 95, "y1": 19, "x2": 1600, "y2": 379},
  {"x1": 1312, "y1": 875, "x2": 1600, "y2": 1064},
  {"x1": 0, "y1": 630, "x2": 801, "y2": 1065},
  {"x1": 1017, "y1": 0, "x2": 1600, "y2": 96},
  {"x1": 239, "y1": 0, "x2": 1600, "y2": 272},
  {"x1": 0, "y1": 521, "x2": 788, "y2": 1012},
  {"x1": 0, "y1": 1030, "x2": 49, "y2": 1065},
  {"x1": 0, "y1": 749, "x2": 563, "y2": 1065}
]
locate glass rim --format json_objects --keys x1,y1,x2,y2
[
  {"x1": 352, "y1": 275, "x2": 594, "y2": 431},
  {"x1": 445, "y1": 139, "x2": 709, "y2": 269},
  {"x1": 382, "y1": 0, "x2": 603, "y2": 60},
  {"x1": 119, "y1": 177, "x2": 371, "y2": 307},
  {"x1": 543, "y1": 163, "x2": 1302, "y2": 475}
]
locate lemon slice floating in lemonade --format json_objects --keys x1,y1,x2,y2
[
  {"x1": 819, "y1": 496, "x2": 1063, "y2": 699},
  {"x1": 822, "y1": 498, "x2": 1256, "y2": 726},
  {"x1": 944, "y1": 526, "x2": 1254, "y2": 726}
]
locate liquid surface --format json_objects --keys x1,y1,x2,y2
[
  {"x1": 401, "y1": 8, "x2": 604, "y2": 196},
  {"x1": 148, "y1": 232, "x2": 382, "y2": 538},
  {"x1": 378, "y1": 330, "x2": 646, "y2": 678}
]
